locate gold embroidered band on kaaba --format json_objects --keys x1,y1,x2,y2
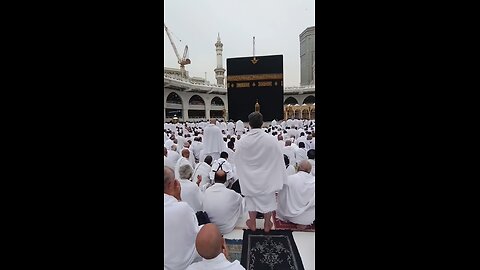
[{"x1": 226, "y1": 73, "x2": 283, "y2": 82}]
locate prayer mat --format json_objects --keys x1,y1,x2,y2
[
  {"x1": 241, "y1": 229, "x2": 305, "y2": 270},
  {"x1": 272, "y1": 211, "x2": 315, "y2": 232},
  {"x1": 225, "y1": 239, "x2": 243, "y2": 263}
]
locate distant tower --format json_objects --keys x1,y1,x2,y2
[
  {"x1": 300, "y1": 26, "x2": 315, "y2": 86},
  {"x1": 214, "y1": 33, "x2": 226, "y2": 86}
]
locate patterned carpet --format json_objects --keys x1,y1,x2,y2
[
  {"x1": 225, "y1": 239, "x2": 243, "y2": 263},
  {"x1": 241, "y1": 229, "x2": 305, "y2": 270},
  {"x1": 272, "y1": 211, "x2": 315, "y2": 232}
]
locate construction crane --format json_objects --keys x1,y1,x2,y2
[{"x1": 164, "y1": 23, "x2": 191, "y2": 78}]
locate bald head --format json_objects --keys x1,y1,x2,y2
[
  {"x1": 285, "y1": 140, "x2": 292, "y2": 146},
  {"x1": 210, "y1": 119, "x2": 217, "y2": 125},
  {"x1": 214, "y1": 169, "x2": 227, "y2": 183},
  {"x1": 298, "y1": 160, "x2": 312, "y2": 173},
  {"x1": 195, "y1": 224, "x2": 223, "y2": 259},
  {"x1": 183, "y1": 141, "x2": 190, "y2": 148},
  {"x1": 181, "y1": 148, "x2": 190, "y2": 158}
]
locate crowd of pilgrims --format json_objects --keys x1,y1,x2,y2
[{"x1": 164, "y1": 113, "x2": 315, "y2": 270}]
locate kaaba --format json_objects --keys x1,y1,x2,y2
[{"x1": 227, "y1": 55, "x2": 283, "y2": 122}]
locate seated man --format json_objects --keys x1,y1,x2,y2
[
  {"x1": 186, "y1": 223, "x2": 245, "y2": 270},
  {"x1": 276, "y1": 160, "x2": 315, "y2": 228},
  {"x1": 192, "y1": 155, "x2": 213, "y2": 191},
  {"x1": 209, "y1": 152, "x2": 236, "y2": 189},
  {"x1": 203, "y1": 169, "x2": 245, "y2": 235},
  {"x1": 178, "y1": 164, "x2": 204, "y2": 213},
  {"x1": 164, "y1": 166, "x2": 202, "y2": 270},
  {"x1": 175, "y1": 148, "x2": 193, "y2": 180}
]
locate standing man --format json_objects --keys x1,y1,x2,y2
[
  {"x1": 235, "y1": 112, "x2": 287, "y2": 232},
  {"x1": 202, "y1": 119, "x2": 226, "y2": 161}
]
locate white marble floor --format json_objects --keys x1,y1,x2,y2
[{"x1": 223, "y1": 213, "x2": 315, "y2": 270}]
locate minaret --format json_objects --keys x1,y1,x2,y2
[{"x1": 214, "y1": 33, "x2": 226, "y2": 86}]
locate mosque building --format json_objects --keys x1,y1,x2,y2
[{"x1": 164, "y1": 27, "x2": 315, "y2": 122}]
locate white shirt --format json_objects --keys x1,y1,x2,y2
[
  {"x1": 179, "y1": 179, "x2": 204, "y2": 213},
  {"x1": 186, "y1": 253, "x2": 245, "y2": 270},
  {"x1": 164, "y1": 194, "x2": 202, "y2": 270},
  {"x1": 203, "y1": 183, "x2": 245, "y2": 235}
]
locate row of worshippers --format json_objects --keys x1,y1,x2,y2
[{"x1": 164, "y1": 159, "x2": 315, "y2": 270}]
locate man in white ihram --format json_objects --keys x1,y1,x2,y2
[
  {"x1": 235, "y1": 112, "x2": 287, "y2": 232},
  {"x1": 202, "y1": 168, "x2": 245, "y2": 235},
  {"x1": 276, "y1": 160, "x2": 315, "y2": 228},
  {"x1": 164, "y1": 166, "x2": 202, "y2": 270},
  {"x1": 186, "y1": 223, "x2": 245, "y2": 270},
  {"x1": 202, "y1": 119, "x2": 226, "y2": 161},
  {"x1": 235, "y1": 119, "x2": 244, "y2": 136},
  {"x1": 175, "y1": 148, "x2": 193, "y2": 180}
]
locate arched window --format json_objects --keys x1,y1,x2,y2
[
  {"x1": 166, "y1": 92, "x2": 182, "y2": 104},
  {"x1": 189, "y1": 95, "x2": 205, "y2": 105},
  {"x1": 284, "y1": 97, "x2": 298, "y2": 105},
  {"x1": 303, "y1": 95, "x2": 315, "y2": 104},
  {"x1": 211, "y1": 96, "x2": 225, "y2": 106}
]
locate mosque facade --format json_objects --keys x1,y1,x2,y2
[{"x1": 164, "y1": 28, "x2": 315, "y2": 122}]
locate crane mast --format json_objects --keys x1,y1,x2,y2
[{"x1": 164, "y1": 23, "x2": 191, "y2": 78}]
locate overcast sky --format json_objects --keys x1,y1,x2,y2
[{"x1": 164, "y1": 0, "x2": 315, "y2": 87}]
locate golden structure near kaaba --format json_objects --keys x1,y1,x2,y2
[
  {"x1": 255, "y1": 99, "x2": 260, "y2": 112},
  {"x1": 284, "y1": 103, "x2": 315, "y2": 120}
]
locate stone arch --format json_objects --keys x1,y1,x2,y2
[
  {"x1": 165, "y1": 92, "x2": 183, "y2": 119},
  {"x1": 166, "y1": 92, "x2": 182, "y2": 104},
  {"x1": 189, "y1": 95, "x2": 205, "y2": 105},
  {"x1": 211, "y1": 96, "x2": 225, "y2": 106},
  {"x1": 303, "y1": 95, "x2": 315, "y2": 104},
  {"x1": 284, "y1": 97, "x2": 299, "y2": 105}
]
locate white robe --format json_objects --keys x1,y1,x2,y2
[
  {"x1": 286, "y1": 165, "x2": 296, "y2": 176},
  {"x1": 164, "y1": 139, "x2": 174, "y2": 150},
  {"x1": 179, "y1": 179, "x2": 204, "y2": 212},
  {"x1": 308, "y1": 159, "x2": 315, "y2": 176},
  {"x1": 271, "y1": 119, "x2": 277, "y2": 127},
  {"x1": 166, "y1": 150, "x2": 181, "y2": 167},
  {"x1": 175, "y1": 157, "x2": 193, "y2": 180},
  {"x1": 202, "y1": 183, "x2": 245, "y2": 235},
  {"x1": 164, "y1": 156, "x2": 175, "y2": 170},
  {"x1": 203, "y1": 124, "x2": 225, "y2": 159},
  {"x1": 186, "y1": 253, "x2": 245, "y2": 270},
  {"x1": 282, "y1": 146, "x2": 296, "y2": 167},
  {"x1": 276, "y1": 171, "x2": 315, "y2": 225},
  {"x1": 294, "y1": 148, "x2": 308, "y2": 166},
  {"x1": 227, "y1": 122, "x2": 235, "y2": 136},
  {"x1": 193, "y1": 162, "x2": 212, "y2": 190},
  {"x1": 235, "y1": 129, "x2": 287, "y2": 197},
  {"x1": 164, "y1": 194, "x2": 202, "y2": 270},
  {"x1": 235, "y1": 120, "x2": 244, "y2": 135}
]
